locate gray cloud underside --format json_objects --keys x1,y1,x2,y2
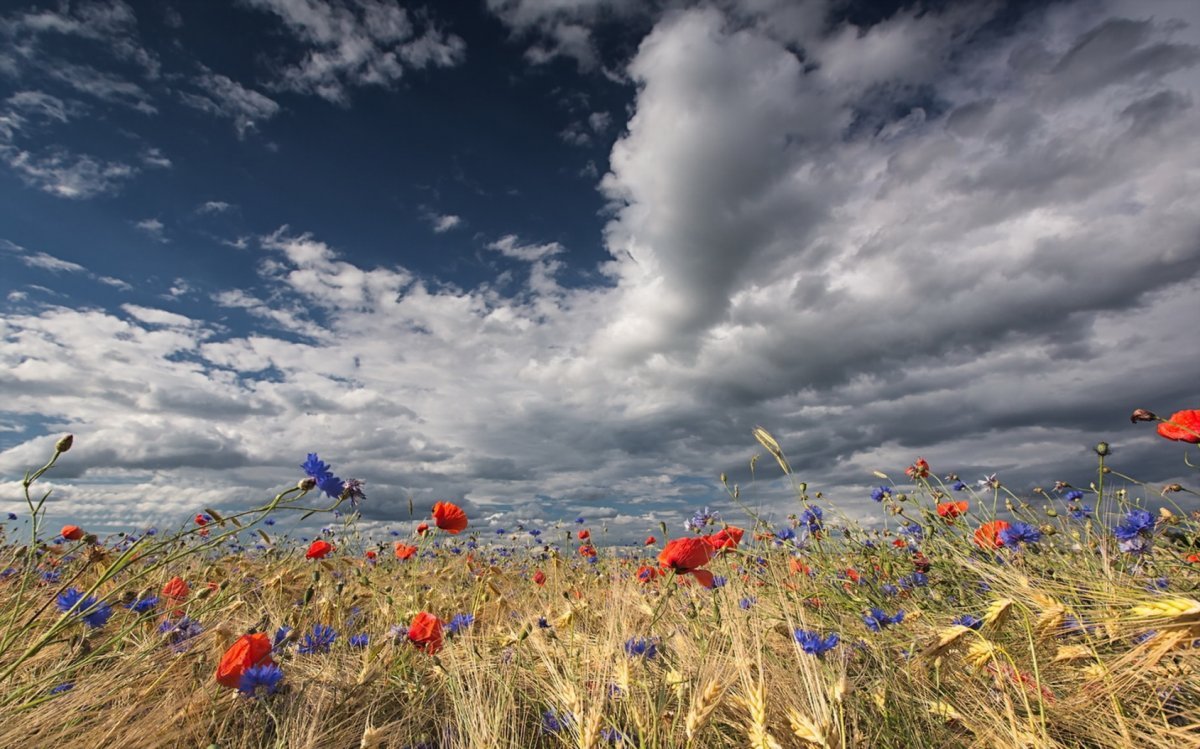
[{"x1": 3, "y1": 0, "x2": 1200, "y2": 536}]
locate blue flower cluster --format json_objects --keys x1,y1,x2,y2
[
  {"x1": 298, "y1": 624, "x2": 338, "y2": 654},
  {"x1": 685, "y1": 507, "x2": 721, "y2": 532},
  {"x1": 870, "y1": 486, "x2": 892, "y2": 502},
  {"x1": 863, "y1": 607, "x2": 905, "y2": 632},
  {"x1": 301, "y1": 453, "x2": 363, "y2": 505},
  {"x1": 238, "y1": 663, "x2": 284, "y2": 697},
  {"x1": 446, "y1": 613, "x2": 475, "y2": 636},
  {"x1": 1113, "y1": 509, "x2": 1155, "y2": 555},
  {"x1": 998, "y1": 521, "x2": 1041, "y2": 548},
  {"x1": 56, "y1": 588, "x2": 112, "y2": 629},
  {"x1": 624, "y1": 637, "x2": 658, "y2": 660},
  {"x1": 801, "y1": 506, "x2": 823, "y2": 534},
  {"x1": 793, "y1": 629, "x2": 840, "y2": 656}
]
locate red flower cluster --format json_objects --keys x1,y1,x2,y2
[
  {"x1": 306, "y1": 540, "x2": 333, "y2": 559},
  {"x1": 937, "y1": 500, "x2": 968, "y2": 520},
  {"x1": 974, "y1": 520, "x2": 1010, "y2": 550},
  {"x1": 432, "y1": 502, "x2": 468, "y2": 534},
  {"x1": 1158, "y1": 409, "x2": 1200, "y2": 444},
  {"x1": 905, "y1": 458, "x2": 931, "y2": 479},
  {"x1": 215, "y1": 633, "x2": 272, "y2": 688},
  {"x1": 394, "y1": 543, "x2": 417, "y2": 560},
  {"x1": 408, "y1": 612, "x2": 443, "y2": 655}
]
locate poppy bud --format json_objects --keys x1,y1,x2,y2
[
  {"x1": 1094, "y1": 442, "x2": 1110, "y2": 457},
  {"x1": 1130, "y1": 408, "x2": 1157, "y2": 423},
  {"x1": 1163, "y1": 483, "x2": 1183, "y2": 494},
  {"x1": 1046, "y1": 508, "x2": 1058, "y2": 518},
  {"x1": 55, "y1": 434, "x2": 73, "y2": 453},
  {"x1": 298, "y1": 477, "x2": 317, "y2": 491},
  {"x1": 303, "y1": 586, "x2": 314, "y2": 604}
]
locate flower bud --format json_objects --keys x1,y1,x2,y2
[
  {"x1": 298, "y1": 477, "x2": 317, "y2": 491},
  {"x1": 1094, "y1": 442, "x2": 1110, "y2": 457},
  {"x1": 55, "y1": 434, "x2": 74, "y2": 453},
  {"x1": 1129, "y1": 408, "x2": 1157, "y2": 423},
  {"x1": 1163, "y1": 483, "x2": 1183, "y2": 494}
]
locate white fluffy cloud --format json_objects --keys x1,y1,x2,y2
[
  {"x1": 244, "y1": 0, "x2": 466, "y2": 104},
  {"x1": 2, "y1": 0, "x2": 1199, "y2": 537}
]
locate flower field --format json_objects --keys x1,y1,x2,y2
[{"x1": 1, "y1": 413, "x2": 1198, "y2": 748}]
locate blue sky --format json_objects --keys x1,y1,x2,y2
[{"x1": 1, "y1": 0, "x2": 1199, "y2": 541}]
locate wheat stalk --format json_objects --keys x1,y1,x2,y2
[{"x1": 684, "y1": 677, "x2": 726, "y2": 742}]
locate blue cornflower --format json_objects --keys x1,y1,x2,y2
[
  {"x1": 238, "y1": 663, "x2": 284, "y2": 697},
  {"x1": 529, "y1": 529, "x2": 542, "y2": 537},
  {"x1": 495, "y1": 528, "x2": 507, "y2": 535},
  {"x1": 899, "y1": 572, "x2": 928, "y2": 589},
  {"x1": 793, "y1": 629, "x2": 840, "y2": 656},
  {"x1": 711, "y1": 576, "x2": 727, "y2": 588},
  {"x1": 537, "y1": 617, "x2": 550, "y2": 628},
  {"x1": 6, "y1": 513, "x2": 16, "y2": 520},
  {"x1": 1114, "y1": 509, "x2": 1155, "y2": 539},
  {"x1": 881, "y1": 583, "x2": 899, "y2": 596},
  {"x1": 340, "y1": 478, "x2": 366, "y2": 508},
  {"x1": 899, "y1": 523, "x2": 924, "y2": 541},
  {"x1": 777, "y1": 527, "x2": 796, "y2": 542},
  {"x1": 575, "y1": 517, "x2": 586, "y2": 524},
  {"x1": 1133, "y1": 630, "x2": 1157, "y2": 645},
  {"x1": 1145, "y1": 577, "x2": 1169, "y2": 592},
  {"x1": 301, "y1": 453, "x2": 344, "y2": 500},
  {"x1": 739, "y1": 596, "x2": 756, "y2": 610},
  {"x1": 274, "y1": 626, "x2": 293, "y2": 648},
  {"x1": 159, "y1": 617, "x2": 203, "y2": 650},
  {"x1": 541, "y1": 708, "x2": 572, "y2": 734},
  {"x1": 863, "y1": 607, "x2": 904, "y2": 632},
  {"x1": 446, "y1": 613, "x2": 475, "y2": 636},
  {"x1": 600, "y1": 727, "x2": 627, "y2": 745},
  {"x1": 264, "y1": 518, "x2": 275, "y2": 526},
  {"x1": 870, "y1": 486, "x2": 892, "y2": 502},
  {"x1": 951, "y1": 480, "x2": 967, "y2": 491},
  {"x1": 998, "y1": 522, "x2": 1041, "y2": 548},
  {"x1": 55, "y1": 588, "x2": 112, "y2": 629},
  {"x1": 624, "y1": 637, "x2": 658, "y2": 660},
  {"x1": 801, "y1": 506, "x2": 823, "y2": 533},
  {"x1": 41, "y1": 570, "x2": 61, "y2": 584},
  {"x1": 125, "y1": 595, "x2": 159, "y2": 614},
  {"x1": 50, "y1": 683, "x2": 74, "y2": 695},
  {"x1": 298, "y1": 624, "x2": 338, "y2": 654},
  {"x1": 685, "y1": 507, "x2": 721, "y2": 533},
  {"x1": 952, "y1": 614, "x2": 982, "y2": 630},
  {"x1": 1070, "y1": 504, "x2": 1093, "y2": 521},
  {"x1": 1063, "y1": 489, "x2": 1084, "y2": 502}
]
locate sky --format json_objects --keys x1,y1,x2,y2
[{"x1": 1, "y1": 0, "x2": 1199, "y2": 542}]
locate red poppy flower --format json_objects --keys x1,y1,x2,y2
[
  {"x1": 891, "y1": 538, "x2": 907, "y2": 548},
  {"x1": 1185, "y1": 553, "x2": 1200, "y2": 565},
  {"x1": 706, "y1": 526, "x2": 744, "y2": 551},
  {"x1": 365, "y1": 550, "x2": 377, "y2": 560},
  {"x1": 408, "y1": 612, "x2": 444, "y2": 655},
  {"x1": 844, "y1": 568, "x2": 861, "y2": 583},
  {"x1": 905, "y1": 457, "x2": 931, "y2": 479},
  {"x1": 161, "y1": 575, "x2": 189, "y2": 601},
  {"x1": 974, "y1": 520, "x2": 1011, "y2": 550},
  {"x1": 1158, "y1": 409, "x2": 1200, "y2": 444},
  {"x1": 305, "y1": 540, "x2": 334, "y2": 559},
  {"x1": 578, "y1": 544, "x2": 597, "y2": 558},
  {"x1": 644, "y1": 536, "x2": 656, "y2": 546},
  {"x1": 937, "y1": 500, "x2": 968, "y2": 520},
  {"x1": 432, "y1": 502, "x2": 468, "y2": 534},
  {"x1": 215, "y1": 632, "x2": 273, "y2": 688},
  {"x1": 636, "y1": 565, "x2": 660, "y2": 583},
  {"x1": 194, "y1": 513, "x2": 208, "y2": 527},
  {"x1": 789, "y1": 558, "x2": 811, "y2": 576},
  {"x1": 577, "y1": 529, "x2": 590, "y2": 540},
  {"x1": 198, "y1": 528, "x2": 209, "y2": 537},
  {"x1": 394, "y1": 542, "x2": 417, "y2": 560},
  {"x1": 533, "y1": 569, "x2": 546, "y2": 586},
  {"x1": 416, "y1": 522, "x2": 429, "y2": 535},
  {"x1": 658, "y1": 537, "x2": 717, "y2": 588},
  {"x1": 60, "y1": 525, "x2": 84, "y2": 541}
]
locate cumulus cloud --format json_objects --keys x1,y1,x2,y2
[
  {"x1": 430, "y1": 214, "x2": 462, "y2": 233},
  {"x1": 243, "y1": 0, "x2": 466, "y2": 104},
  {"x1": 486, "y1": 0, "x2": 643, "y2": 71},
  {"x1": 2, "y1": 0, "x2": 1199, "y2": 537},
  {"x1": 134, "y1": 218, "x2": 168, "y2": 243}
]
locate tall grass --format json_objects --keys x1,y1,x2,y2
[{"x1": 0, "y1": 421, "x2": 1197, "y2": 748}]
